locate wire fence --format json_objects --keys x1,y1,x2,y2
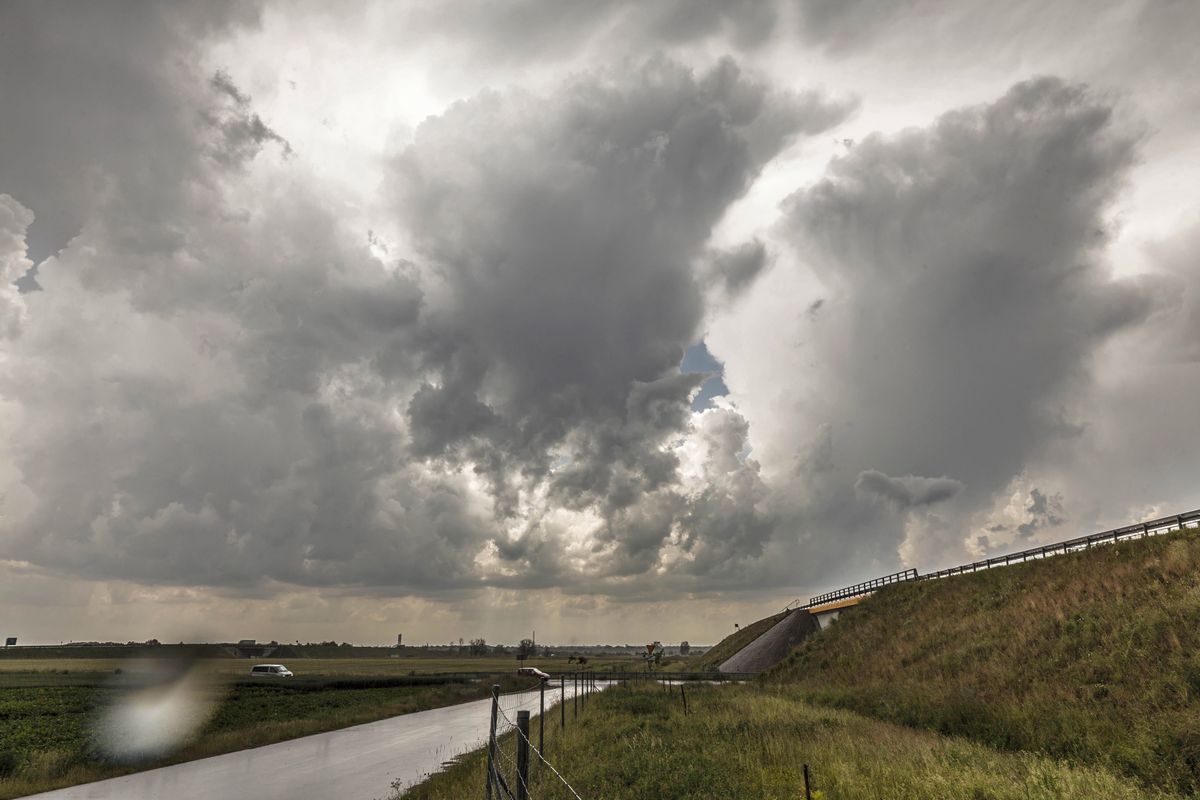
[
  {"x1": 785, "y1": 507, "x2": 1200, "y2": 611},
  {"x1": 485, "y1": 675, "x2": 598, "y2": 800}
]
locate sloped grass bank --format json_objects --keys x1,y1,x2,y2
[
  {"x1": 399, "y1": 683, "x2": 1171, "y2": 800},
  {"x1": 695, "y1": 611, "x2": 789, "y2": 670},
  {"x1": 769, "y1": 528, "x2": 1200, "y2": 793}
]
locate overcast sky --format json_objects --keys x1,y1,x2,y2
[{"x1": 1, "y1": 0, "x2": 1197, "y2": 646}]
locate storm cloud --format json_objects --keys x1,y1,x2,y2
[
  {"x1": 0, "y1": 40, "x2": 852, "y2": 598},
  {"x1": 390, "y1": 56, "x2": 850, "y2": 584},
  {"x1": 710, "y1": 76, "x2": 1167, "y2": 578},
  {"x1": 1, "y1": 0, "x2": 1198, "y2": 644}
]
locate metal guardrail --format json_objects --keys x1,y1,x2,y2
[
  {"x1": 589, "y1": 670, "x2": 756, "y2": 682},
  {"x1": 786, "y1": 507, "x2": 1200, "y2": 611},
  {"x1": 791, "y1": 569, "x2": 917, "y2": 610}
]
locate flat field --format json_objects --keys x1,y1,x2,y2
[
  {"x1": 0, "y1": 654, "x2": 631, "y2": 680},
  {"x1": 0, "y1": 655, "x2": 624, "y2": 799}
]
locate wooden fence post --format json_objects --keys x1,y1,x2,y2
[
  {"x1": 560, "y1": 674, "x2": 565, "y2": 728},
  {"x1": 516, "y1": 710, "x2": 531, "y2": 800},
  {"x1": 803, "y1": 763, "x2": 812, "y2": 800},
  {"x1": 485, "y1": 684, "x2": 499, "y2": 800},
  {"x1": 539, "y1": 679, "x2": 545, "y2": 760}
]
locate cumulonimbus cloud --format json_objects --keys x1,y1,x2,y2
[
  {"x1": 1, "y1": 0, "x2": 1194, "y2": 614},
  {"x1": 0, "y1": 42, "x2": 852, "y2": 597}
]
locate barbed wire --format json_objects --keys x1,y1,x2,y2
[
  {"x1": 498, "y1": 682, "x2": 549, "y2": 719},
  {"x1": 495, "y1": 704, "x2": 584, "y2": 800},
  {"x1": 491, "y1": 716, "x2": 534, "y2": 800}
]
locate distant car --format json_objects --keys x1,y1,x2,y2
[
  {"x1": 250, "y1": 663, "x2": 293, "y2": 677},
  {"x1": 516, "y1": 667, "x2": 550, "y2": 680}
]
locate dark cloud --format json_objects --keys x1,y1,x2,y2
[
  {"x1": 406, "y1": 0, "x2": 782, "y2": 63},
  {"x1": 764, "y1": 77, "x2": 1157, "y2": 569},
  {"x1": 1027, "y1": 215, "x2": 1200, "y2": 530},
  {"x1": 795, "y1": 0, "x2": 920, "y2": 52},
  {"x1": 855, "y1": 469, "x2": 963, "y2": 508},
  {"x1": 0, "y1": 1, "x2": 263, "y2": 264},
  {"x1": 784, "y1": 77, "x2": 1149, "y2": 495},
  {"x1": 205, "y1": 70, "x2": 292, "y2": 168},
  {"x1": 390, "y1": 56, "x2": 849, "y2": 580},
  {"x1": 0, "y1": 45, "x2": 852, "y2": 598},
  {"x1": 703, "y1": 239, "x2": 770, "y2": 298},
  {"x1": 1016, "y1": 488, "x2": 1065, "y2": 538},
  {"x1": 0, "y1": 4, "x2": 483, "y2": 592},
  {"x1": 793, "y1": 0, "x2": 1190, "y2": 60}
]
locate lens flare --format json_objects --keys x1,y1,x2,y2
[{"x1": 93, "y1": 658, "x2": 221, "y2": 762}]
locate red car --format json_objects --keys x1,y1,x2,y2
[{"x1": 516, "y1": 666, "x2": 550, "y2": 680}]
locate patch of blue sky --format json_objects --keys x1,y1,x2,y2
[{"x1": 680, "y1": 341, "x2": 729, "y2": 411}]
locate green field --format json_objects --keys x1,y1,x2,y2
[
  {"x1": 399, "y1": 682, "x2": 1174, "y2": 800},
  {"x1": 0, "y1": 656, "x2": 627, "y2": 799},
  {"x1": 0, "y1": 655, "x2": 632, "y2": 679}
]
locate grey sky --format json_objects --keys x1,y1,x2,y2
[{"x1": 0, "y1": 0, "x2": 1196, "y2": 645}]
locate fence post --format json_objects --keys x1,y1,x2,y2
[
  {"x1": 539, "y1": 679, "x2": 545, "y2": 760},
  {"x1": 516, "y1": 710, "x2": 531, "y2": 800},
  {"x1": 803, "y1": 764, "x2": 812, "y2": 800},
  {"x1": 485, "y1": 684, "x2": 499, "y2": 800},
  {"x1": 574, "y1": 672, "x2": 578, "y2": 718},
  {"x1": 560, "y1": 674, "x2": 565, "y2": 728},
  {"x1": 680, "y1": 683, "x2": 688, "y2": 715}
]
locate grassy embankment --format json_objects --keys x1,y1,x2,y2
[
  {"x1": 770, "y1": 526, "x2": 1200, "y2": 794},
  {"x1": 399, "y1": 682, "x2": 1173, "y2": 800},
  {"x1": 0, "y1": 656, "x2": 625, "y2": 799}
]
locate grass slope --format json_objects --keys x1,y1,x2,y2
[
  {"x1": 769, "y1": 527, "x2": 1200, "y2": 794},
  {"x1": 695, "y1": 611, "x2": 789, "y2": 669},
  {"x1": 399, "y1": 683, "x2": 1173, "y2": 800}
]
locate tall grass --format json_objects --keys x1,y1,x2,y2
[
  {"x1": 399, "y1": 683, "x2": 1174, "y2": 799},
  {"x1": 770, "y1": 528, "x2": 1200, "y2": 793}
]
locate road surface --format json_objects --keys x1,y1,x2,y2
[{"x1": 30, "y1": 681, "x2": 594, "y2": 800}]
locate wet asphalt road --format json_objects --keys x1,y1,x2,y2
[{"x1": 29, "y1": 682, "x2": 587, "y2": 800}]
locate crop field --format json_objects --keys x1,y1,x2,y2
[
  {"x1": 0, "y1": 654, "x2": 632, "y2": 680},
  {"x1": 0, "y1": 654, "x2": 606, "y2": 799}
]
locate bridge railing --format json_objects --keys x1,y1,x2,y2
[
  {"x1": 786, "y1": 508, "x2": 1200, "y2": 611},
  {"x1": 916, "y1": 508, "x2": 1200, "y2": 582},
  {"x1": 785, "y1": 568, "x2": 917, "y2": 610}
]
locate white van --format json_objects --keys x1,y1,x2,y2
[{"x1": 250, "y1": 663, "x2": 293, "y2": 677}]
